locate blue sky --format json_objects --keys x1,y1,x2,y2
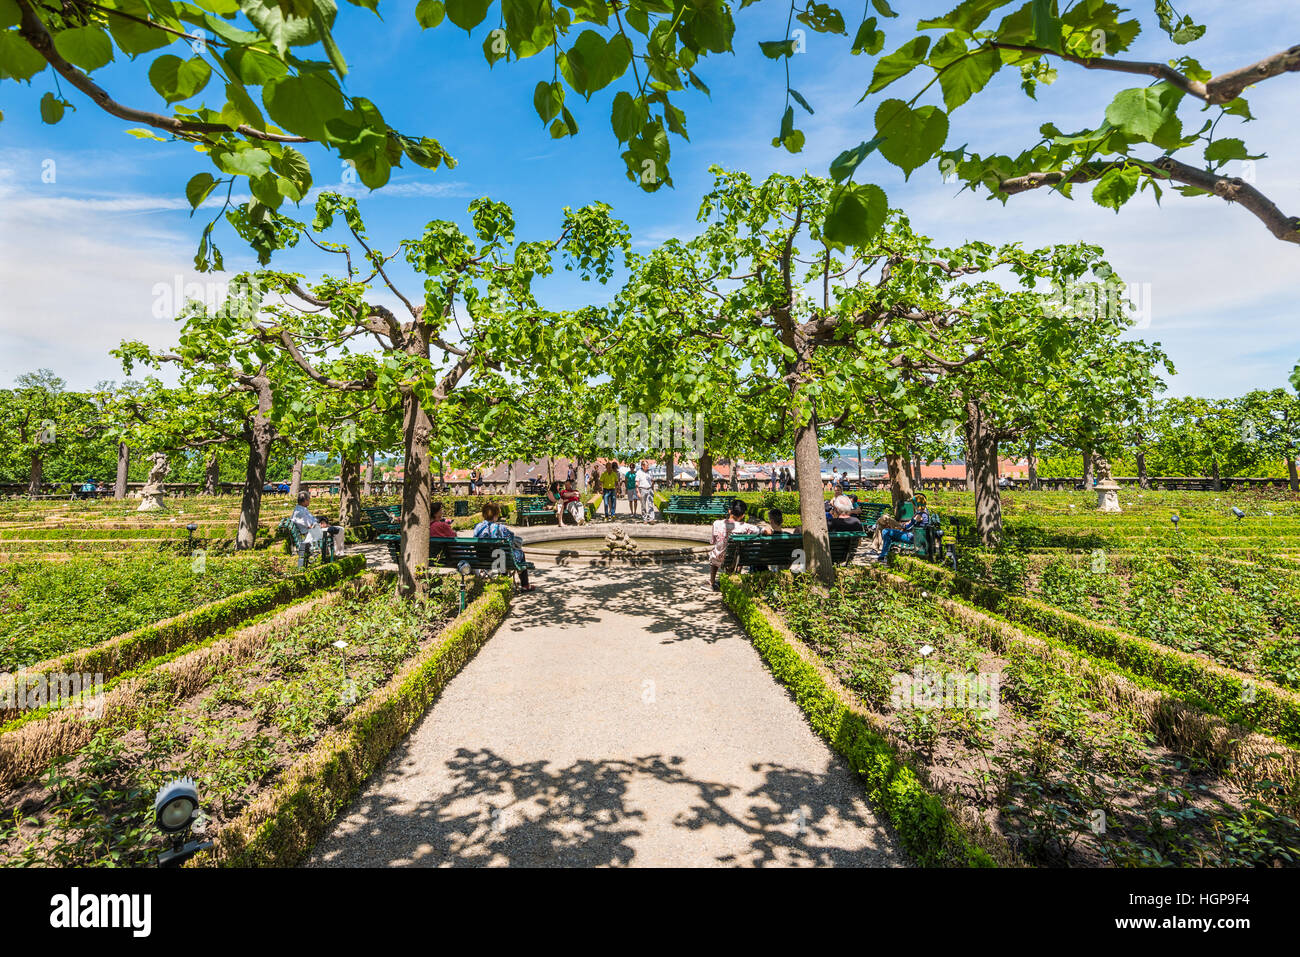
[{"x1": 1, "y1": 0, "x2": 1297, "y2": 395}]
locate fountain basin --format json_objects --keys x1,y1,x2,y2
[{"x1": 517, "y1": 523, "x2": 710, "y2": 566}]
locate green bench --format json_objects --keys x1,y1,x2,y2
[
  {"x1": 277, "y1": 516, "x2": 336, "y2": 566},
  {"x1": 722, "y1": 532, "x2": 869, "y2": 571},
  {"x1": 363, "y1": 506, "x2": 400, "y2": 535},
  {"x1": 881, "y1": 517, "x2": 947, "y2": 562},
  {"x1": 380, "y1": 535, "x2": 534, "y2": 582},
  {"x1": 855, "y1": 502, "x2": 890, "y2": 524},
  {"x1": 662, "y1": 495, "x2": 737, "y2": 523},
  {"x1": 514, "y1": 496, "x2": 558, "y2": 527}
]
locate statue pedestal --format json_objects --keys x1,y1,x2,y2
[
  {"x1": 137, "y1": 485, "x2": 166, "y2": 512},
  {"x1": 1095, "y1": 480, "x2": 1121, "y2": 513}
]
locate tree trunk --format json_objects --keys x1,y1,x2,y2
[
  {"x1": 699, "y1": 450, "x2": 714, "y2": 497},
  {"x1": 794, "y1": 414, "x2": 834, "y2": 584},
  {"x1": 27, "y1": 452, "x2": 42, "y2": 497},
  {"x1": 913, "y1": 452, "x2": 923, "y2": 490},
  {"x1": 1082, "y1": 443, "x2": 1094, "y2": 487},
  {"x1": 115, "y1": 443, "x2": 129, "y2": 499},
  {"x1": 965, "y1": 399, "x2": 1003, "y2": 546},
  {"x1": 203, "y1": 451, "x2": 220, "y2": 496},
  {"x1": 237, "y1": 430, "x2": 272, "y2": 550},
  {"x1": 666, "y1": 452, "x2": 675, "y2": 490},
  {"x1": 1027, "y1": 437, "x2": 1039, "y2": 491},
  {"x1": 963, "y1": 436, "x2": 975, "y2": 492},
  {"x1": 856, "y1": 441, "x2": 863, "y2": 485},
  {"x1": 1137, "y1": 449, "x2": 1150, "y2": 490},
  {"x1": 1211, "y1": 457, "x2": 1222, "y2": 491},
  {"x1": 339, "y1": 457, "x2": 362, "y2": 526},
  {"x1": 1287, "y1": 450, "x2": 1299, "y2": 493},
  {"x1": 505, "y1": 461, "x2": 517, "y2": 495},
  {"x1": 288, "y1": 458, "x2": 303, "y2": 500},
  {"x1": 399, "y1": 391, "x2": 433, "y2": 596},
  {"x1": 363, "y1": 452, "x2": 374, "y2": 496},
  {"x1": 885, "y1": 453, "x2": 913, "y2": 512}
]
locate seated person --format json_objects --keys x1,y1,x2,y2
[
  {"x1": 473, "y1": 501, "x2": 535, "y2": 592},
  {"x1": 753, "y1": 507, "x2": 800, "y2": 573},
  {"x1": 878, "y1": 493, "x2": 929, "y2": 562},
  {"x1": 708, "y1": 500, "x2": 760, "y2": 591},
  {"x1": 429, "y1": 501, "x2": 456, "y2": 540},
  {"x1": 827, "y1": 495, "x2": 864, "y2": 532},
  {"x1": 290, "y1": 490, "x2": 342, "y2": 567},
  {"x1": 561, "y1": 479, "x2": 587, "y2": 525},
  {"x1": 546, "y1": 481, "x2": 565, "y2": 524}
]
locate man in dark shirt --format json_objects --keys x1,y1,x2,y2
[{"x1": 827, "y1": 495, "x2": 863, "y2": 532}]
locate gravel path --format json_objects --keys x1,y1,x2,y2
[{"x1": 307, "y1": 560, "x2": 905, "y2": 867}]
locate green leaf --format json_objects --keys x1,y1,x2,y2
[
  {"x1": 918, "y1": 0, "x2": 1004, "y2": 34},
  {"x1": 534, "y1": 80, "x2": 564, "y2": 124},
  {"x1": 52, "y1": 25, "x2": 114, "y2": 72},
  {"x1": 829, "y1": 136, "x2": 886, "y2": 182},
  {"x1": 148, "y1": 55, "x2": 212, "y2": 104},
  {"x1": 263, "y1": 73, "x2": 346, "y2": 141},
  {"x1": 1204, "y1": 138, "x2": 1263, "y2": 164},
  {"x1": 311, "y1": 5, "x2": 349, "y2": 76},
  {"x1": 937, "y1": 45, "x2": 1000, "y2": 111},
  {"x1": 1030, "y1": 0, "x2": 1061, "y2": 53},
  {"x1": 414, "y1": 0, "x2": 445, "y2": 27},
  {"x1": 215, "y1": 146, "x2": 273, "y2": 178},
  {"x1": 867, "y1": 36, "x2": 929, "y2": 95},
  {"x1": 610, "y1": 91, "x2": 645, "y2": 141},
  {"x1": 0, "y1": 0, "x2": 18, "y2": 30},
  {"x1": 446, "y1": 0, "x2": 491, "y2": 31},
  {"x1": 824, "y1": 182, "x2": 889, "y2": 247},
  {"x1": 759, "y1": 39, "x2": 796, "y2": 59},
  {"x1": 875, "y1": 99, "x2": 949, "y2": 179},
  {"x1": 789, "y1": 89, "x2": 815, "y2": 115},
  {"x1": 1104, "y1": 84, "x2": 1184, "y2": 141},
  {"x1": 222, "y1": 80, "x2": 265, "y2": 129},
  {"x1": 850, "y1": 16, "x2": 884, "y2": 56},
  {"x1": 0, "y1": 31, "x2": 47, "y2": 81},
  {"x1": 871, "y1": 0, "x2": 898, "y2": 16},
  {"x1": 1092, "y1": 164, "x2": 1140, "y2": 211},
  {"x1": 39, "y1": 92, "x2": 67, "y2": 124},
  {"x1": 108, "y1": 15, "x2": 177, "y2": 56},
  {"x1": 186, "y1": 172, "x2": 218, "y2": 209}
]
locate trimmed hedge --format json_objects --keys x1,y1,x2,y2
[
  {"x1": 4, "y1": 555, "x2": 365, "y2": 703},
  {"x1": 195, "y1": 578, "x2": 512, "y2": 867},
  {"x1": 720, "y1": 573, "x2": 995, "y2": 867},
  {"x1": 893, "y1": 556, "x2": 1300, "y2": 747}
]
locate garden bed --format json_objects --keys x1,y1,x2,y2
[
  {"x1": 737, "y1": 569, "x2": 1300, "y2": 867},
  {"x1": 0, "y1": 572, "x2": 500, "y2": 866}
]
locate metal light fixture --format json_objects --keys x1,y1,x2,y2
[
  {"x1": 946, "y1": 543, "x2": 957, "y2": 573},
  {"x1": 1171, "y1": 513, "x2": 1180, "y2": 529},
  {"x1": 185, "y1": 522, "x2": 198, "y2": 547},
  {"x1": 1232, "y1": 507, "x2": 1245, "y2": 520},
  {"x1": 457, "y1": 560, "x2": 471, "y2": 612},
  {"x1": 154, "y1": 776, "x2": 212, "y2": 867}
]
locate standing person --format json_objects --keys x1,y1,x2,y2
[
  {"x1": 625, "y1": 463, "x2": 639, "y2": 517},
  {"x1": 468, "y1": 468, "x2": 481, "y2": 495},
  {"x1": 635, "y1": 460, "x2": 655, "y2": 522},
  {"x1": 707, "y1": 500, "x2": 760, "y2": 591},
  {"x1": 473, "y1": 501, "x2": 535, "y2": 591},
  {"x1": 601, "y1": 461, "x2": 620, "y2": 519}
]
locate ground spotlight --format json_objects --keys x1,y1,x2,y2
[
  {"x1": 457, "y1": 560, "x2": 471, "y2": 612},
  {"x1": 1232, "y1": 507, "x2": 1245, "y2": 520},
  {"x1": 185, "y1": 522, "x2": 198, "y2": 544},
  {"x1": 154, "y1": 776, "x2": 213, "y2": 867},
  {"x1": 1171, "y1": 513, "x2": 1180, "y2": 529}
]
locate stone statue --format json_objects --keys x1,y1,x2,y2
[
  {"x1": 137, "y1": 452, "x2": 170, "y2": 512},
  {"x1": 1093, "y1": 455, "x2": 1121, "y2": 513},
  {"x1": 604, "y1": 524, "x2": 638, "y2": 553}
]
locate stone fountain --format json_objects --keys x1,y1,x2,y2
[{"x1": 604, "y1": 524, "x2": 639, "y2": 553}]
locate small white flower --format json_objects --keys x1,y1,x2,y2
[
  {"x1": 919, "y1": 644, "x2": 935, "y2": 657},
  {"x1": 333, "y1": 640, "x2": 348, "y2": 650}
]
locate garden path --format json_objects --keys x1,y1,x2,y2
[{"x1": 307, "y1": 560, "x2": 905, "y2": 867}]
